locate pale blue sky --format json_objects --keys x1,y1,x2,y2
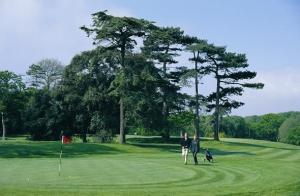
[{"x1": 0, "y1": 0, "x2": 299, "y2": 116}]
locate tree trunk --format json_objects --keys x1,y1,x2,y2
[
  {"x1": 46, "y1": 74, "x2": 50, "y2": 91},
  {"x1": 194, "y1": 52, "x2": 200, "y2": 138},
  {"x1": 162, "y1": 48, "x2": 170, "y2": 139},
  {"x1": 162, "y1": 100, "x2": 169, "y2": 139},
  {"x1": 82, "y1": 131, "x2": 87, "y2": 143},
  {"x1": 2, "y1": 112, "x2": 6, "y2": 141},
  {"x1": 119, "y1": 98, "x2": 125, "y2": 144},
  {"x1": 214, "y1": 77, "x2": 220, "y2": 141},
  {"x1": 119, "y1": 43, "x2": 126, "y2": 144}
]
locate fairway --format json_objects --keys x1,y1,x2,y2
[{"x1": 0, "y1": 137, "x2": 300, "y2": 195}]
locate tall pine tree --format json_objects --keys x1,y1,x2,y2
[
  {"x1": 183, "y1": 39, "x2": 208, "y2": 137},
  {"x1": 81, "y1": 11, "x2": 155, "y2": 143},
  {"x1": 142, "y1": 27, "x2": 184, "y2": 139},
  {"x1": 203, "y1": 44, "x2": 264, "y2": 140}
]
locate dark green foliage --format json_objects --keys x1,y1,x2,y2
[
  {"x1": 242, "y1": 112, "x2": 300, "y2": 145},
  {"x1": 220, "y1": 116, "x2": 249, "y2": 138},
  {"x1": 247, "y1": 113, "x2": 286, "y2": 141},
  {"x1": 81, "y1": 11, "x2": 155, "y2": 51},
  {"x1": 81, "y1": 10, "x2": 156, "y2": 144},
  {"x1": 142, "y1": 26, "x2": 185, "y2": 139},
  {"x1": 0, "y1": 71, "x2": 25, "y2": 94},
  {"x1": 24, "y1": 89, "x2": 63, "y2": 140},
  {"x1": 166, "y1": 111, "x2": 300, "y2": 145},
  {"x1": 0, "y1": 71, "x2": 27, "y2": 135},
  {"x1": 110, "y1": 53, "x2": 165, "y2": 133},
  {"x1": 142, "y1": 26, "x2": 184, "y2": 64},
  {"x1": 168, "y1": 111, "x2": 195, "y2": 136},
  {"x1": 60, "y1": 48, "x2": 119, "y2": 142}
]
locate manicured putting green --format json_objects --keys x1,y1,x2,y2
[
  {"x1": 0, "y1": 137, "x2": 299, "y2": 195},
  {"x1": 0, "y1": 157, "x2": 196, "y2": 186}
]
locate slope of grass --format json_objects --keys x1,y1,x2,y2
[{"x1": 0, "y1": 137, "x2": 299, "y2": 195}]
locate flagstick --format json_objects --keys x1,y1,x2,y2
[{"x1": 59, "y1": 136, "x2": 63, "y2": 176}]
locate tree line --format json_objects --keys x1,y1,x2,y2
[
  {"x1": 0, "y1": 10, "x2": 266, "y2": 143},
  {"x1": 165, "y1": 111, "x2": 300, "y2": 145}
]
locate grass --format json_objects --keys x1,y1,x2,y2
[{"x1": 0, "y1": 136, "x2": 299, "y2": 195}]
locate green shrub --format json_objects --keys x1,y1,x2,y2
[
  {"x1": 279, "y1": 113, "x2": 300, "y2": 143},
  {"x1": 129, "y1": 127, "x2": 159, "y2": 136},
  {"x1": 219, "y1": 132, "x2": 227, "y2": 138},
  {"x1": 168, "y1": 111, "x2": 195, "y2": 136},
  {"x1": 249, "y1": 113, "x2": 285, "y2": 141},
  {"x1": 95, "y1": 130, "x2": 113, "y2": 143}
]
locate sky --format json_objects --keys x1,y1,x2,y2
[{"x1": 0, "y1": 0, "x2": 300, "y2": 116}]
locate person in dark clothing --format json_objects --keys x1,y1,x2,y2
[
  {"x1": 180, "y1": 132, "x2": 191, "y2": 165},
  {"x1": 204, "y1": 148, "x2": 213, "y2": 162},
  {"x1": 191, "y1": 135, "x2": 200, "y2": 165}
]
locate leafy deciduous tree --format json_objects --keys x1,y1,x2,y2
[{"x1": 27, "y1": 58, "x2": 64, "y2": 90}]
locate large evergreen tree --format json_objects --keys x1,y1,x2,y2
[
  {"x1": 142, "y1": 27, "x2": 185, "y2": 139},
  {"x1": 203, "y1": 44, "x2": 264, "y2": 140},
  {"x1": 109, "y1": 53, "x2": 165, "y2": 134},
  {"x1": 81, "y1": 11, "x2": 155, "y2": 143},
  {"x1": 183, "y1": 39, "x2": 208, "y2": 137}
]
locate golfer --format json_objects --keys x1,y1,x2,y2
[
  {"x1": 180, "y1": 132, "x2": 191, "y2": 165},
  {"x1": 191, "y1": 135, "x2": 200, "y2": 165}
]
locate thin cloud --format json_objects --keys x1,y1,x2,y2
[
  {"x1": 232, "y1": 67, "x2": 300, "y2": 116},
  {"x1": 0, "y1": 0, "x2": 133, "y2": 73},
  {"x1": 256, "y1": 67, "x2": 300, "y2": 97}
]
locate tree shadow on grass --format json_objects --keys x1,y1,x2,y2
[
  {"x1": 130, "y1": 143, "x2": 181, "y2": 153},
  {"x1": 203, "y1": 147, "x2": 254, "y2": 156},
  {"x1": 0, "y1": 142, "x2": 125, "y2": 158},
  {"x1": 127, "y1": 136, "x2": 212, "y2": 144},
  {"x1": 221, "y1": 140, "x2": 300, "y2": 151},
  {"x1": 130, "y1": 143, "x2": 254, "y2": 156},
  {"x1": 128, "y1": 137, "x2": 254, "y2": 156},
  {"x1": 198, "y1": 163, "x2": 213, "y2": 166},
  {"x1": 127, "y1": 137, "x2": 299, "y2": 154}
]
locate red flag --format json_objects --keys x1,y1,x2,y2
[{"x1": 62, "y1": 135, "x2": 72, "y2": 144}]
